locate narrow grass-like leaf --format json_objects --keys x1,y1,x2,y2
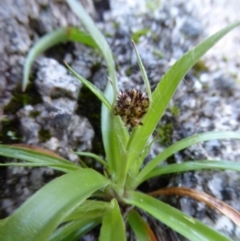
[
  {"x1": 131, "y1": 28, "x2": 150, "y2": 44},
  {"x1": 63, "y1": 200, "x2": 109, "y2": 222},
  {"x1": 48, "y1": 219, "x2": 100, "y2": 241},
  {"x1": 127, "y1": 209, "x2": 157, "y2": 241},
  {"x1": 125, "y1": 21, "x2": 240, "y2": 175},
  {"x1": 67, "y1": 28, "x2": 98, "y2": 47},
  {"x1": 132, "y1": 131, "x2": 240, "y2": 188},
  {"x1": 66, "y1": 0, "x2": 129, "y2": 160},
  {"x1": 66, "y1": 0, "x2": 117, "y2": 90},
  {"x1": 99, "y1": 199, "x2": 126, "y2": 241},
  {"x1": 146, "y1": 160, "x2": 240, "y2": 180},
  {"x1": 75, "y1": 151, "x2": 108, "y2": 167},
  {"x1": 65, "y1": 63, "x2": 111, "y2": 110},
  {"x1": 124, "y1": 191, "x2": 231, "y2": 241},
  {"x1": 56, "y1": 221, "x2": 99, "y2": 241},
  {"x1": 148, "y1": 187, "x2": 240, "y2": 227},
  {"x1": 10, "y1": 144, "x2": 67, "y2": 159},
  {"x1": 66, "y1": 0, "x2": 129, "y2": 182},
  {"x1": 126, "y1": 137, "x2": 156, "y2": 187},
  {"x1": 101, "y1": 85, "x2": 129, "y2": 184},
  {"x1": 23, "y1": 27, "x2": 97, "y2": 91},
  {"x1": 0, "y1": 144, "x2": 79, "y2": 172},
  {"x1": 132, "y1": 40, "x2": 152, "y2": 101},
  {"x1": 0, "y1": 162, "x2": 78, "y2": 173},
  {"x1": 0, "y1": 169, "x2": 109, "y2": 241}
]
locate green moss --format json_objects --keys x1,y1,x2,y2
[
  {"x1": 113, "y1": 22, "x2": 120, "y2": 29},
  {"x1": 125, "y1": 66, "x2": 133, "y2": 76},
  {"x1": 131, "y1": 28, "x2": 150, "y2": 43},
  {"x1": 146, "y1": 0, "x2": 161, "y2": 11},
  {"x1": 169, "y1": 104, "x2": 180, "y2": 117},
  {"x1": 151, "y1": 32, "x2": 160, "y2": 43},
  {"x1": 0, "y1": 118, "x2": 21, "y2": 144},
  {"x1": 202, "y1": 83, "x2": 209, "y2": 91},
  {"x1": 4, "y1": 83, "x2": 42, "y2": 114},
  {"x1": 29, "y1": 110, "x2": 41, "y2": 118},
  {"x1": 1, "y1": 82, "x2": 42, "y2": 144},
  {"x1": 6, "y1": 131, "x2": 18, "y2": 140},
  {"x1": 222, "y1": 55, "x2": 228, "y2": 62},
  {"x1": 157, "y1": 123, "x2": 173, "y2": 146},
  {"x1": 152, "y1": 49, "x2": 165, "y2": 59},
  {"x1": 193, "y1": 60, "x2": 209, "y2": 75},
  {"x1": 38, "y1": 129, "x2": 51, "y2": 142},
  {"x1": 104, "y1": 32, "x2": 114, "y2": 38}
]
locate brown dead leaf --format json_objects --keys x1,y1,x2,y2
[
  {"x1": 148, "y1": 187, "x2": 240, "y2": 227},
  {"x1": 11, "y1": 144, "x2": 63, "y2": 159}
]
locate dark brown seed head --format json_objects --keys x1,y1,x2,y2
[{"x1": 114, "y1": 89, "x2": 149, "y2": 128}]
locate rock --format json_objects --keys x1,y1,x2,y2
[
  {"x1": 68, "y1": 115, "x2": 95, "y2": 151},
  {"x1": 180, "y1": 17, "x2": 203, "y2": 38},
  {"x1": 17, "y1": 98, "x2": 94, "y2": 152},
  {"x1": 35, "y1": 57, "x2": 82, "y2": 100}
]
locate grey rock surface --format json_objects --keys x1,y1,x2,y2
[
  {"x1": 35, "y1": 57, "x2": 82, "y2": 99},
  {"x1": 0, "y1": 0, "x2": 96, "y2": 219}
]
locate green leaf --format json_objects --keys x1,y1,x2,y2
[
  {"x1": 75, "y1": 151, "x2": 108, "y2": 167},
  {"x1": 63, "y1": 200, "x2": 109, "y2": 222},
  {"x1": 65, "y1": 0, "x2": 129, "y2": 182},
  {"x1": 0, "y1": 169, "x2": 109, "y2": 241},
  {"x1": 51, "y1": 200, "x2": 110, "y2": 240},
  {"x1": 124, "y1": 191, "x2": 231, "y2": 241},
  {"x1": 55, "y1": 221, "x2": 97, "y2": 241},
  {"x1": 99, "y1": 199, "x2": 126, "y2": 241},
  {"x1": 146, "y1": 160, "x2": 240, "y2": 180},
  {"x1": 131, "y1": 28, "x2": 150, "y2": 44},
  {"x1": 124, "y1": 40, "x2": 153, "y2": 188},
  {"x1": 0, "y1": 162, "x2": 79, "y2": 173},
  {"x1": 23, "y1": 27, "x2": 97, "y2": 91},
  {"x1": 0, "y1": 144, "x2": 79, "y2": 172},
  {"x1": 127, "y1": 209, "x2": 157, "y2": 241},
  {"x1": 65, "y1": 0, "x2": 117, "y2": 90},
  {"x1": 48, "y1": 219, "x2": 100, "y2": 241},
  {"x1": 132, "y1": 40, "x2": 152, "y2": 101},
  {"x1": 125, "y1": 21, "x2": 240, "y2": 176},
  {"x1": 101, "y1": 86, "x2": 129, "y2": 184},
  {"x1": 65, "y1": 63, "x2": 111, "y2": 110},
  {"x1": 133, "y1": 131, "x2": 240, "y2": 188},
  {"x1": 126, "y1": 137, "x2": 155, "y2": 187}
]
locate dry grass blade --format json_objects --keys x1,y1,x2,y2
[
  {"x1": 148, "y1": 187, "x2": 240, "y2": 227},
  {"x1": 146, "y1": 226, "x2": 158, "y2": 241},
  {"x1": 11, "y1": 144, "x2": 63, "y2": 159}
]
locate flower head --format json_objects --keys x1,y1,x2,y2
[{"x1": 114, "y1": 89, "x2": 149, "y2": 128}]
